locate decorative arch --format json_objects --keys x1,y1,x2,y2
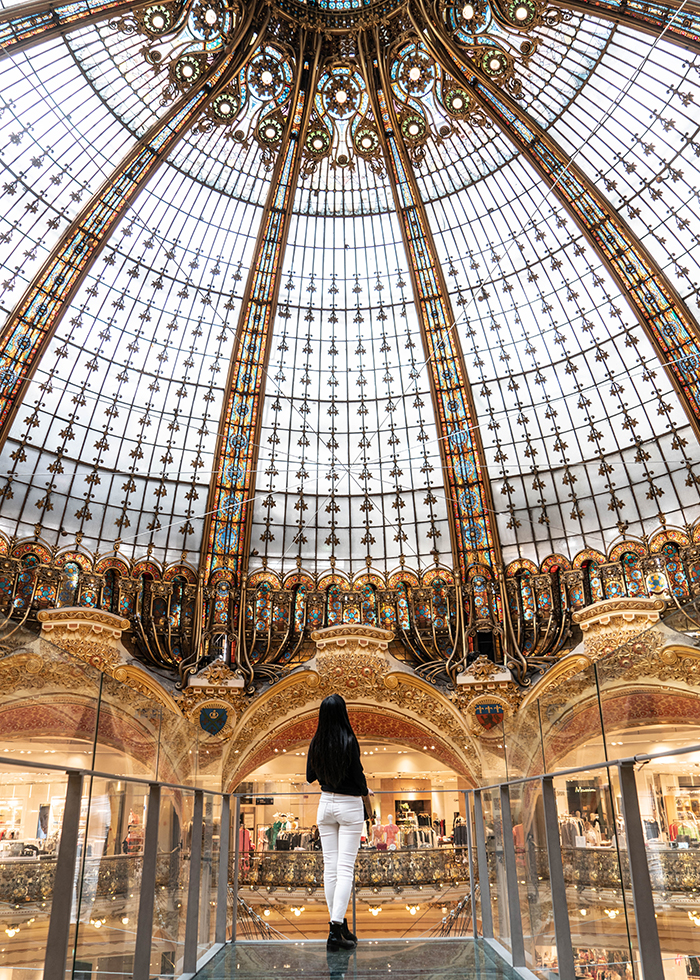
[
  {"x1": 649, "y1": 528, "x2": 690, "y2": 552},
  {"x1": 215, "y1": 645, "x2": 482, "y2": 789},
  {"x1": 609, "y1": 540, "x2": 646, "y2": 562},
  {"x1": 247, "y1": 570, "x2": 282, "y2": 589},
  {"x1": 225, "y1": 705, "x2": 477, "y2": 791},
  {"x1": 572, "y1": 548, "x2": 606, "y2": 569},
  {"x1": 163, "y1": 563, "x2": 197, "y2": 583},
  {"x1": 54, "y1": 550, "x2": 92, "y2": 570},
  {"x1": 540, "y1": 554, "x2": 571, "y2": 574},
  {"x1": 506, "y1": 558, "x2": 538, "y2": 576}
]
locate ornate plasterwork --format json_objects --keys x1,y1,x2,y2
[
  {"x1": 37, "y1": 606, "x2": 130, "y2": 673},
  {"x1": 311, "y1": 624, "x2": 395, "y2": 652},
  {"x1": 519, "y1": 652, "x2": 592, "y2": 710},
  {"x1": 452, "y1": 654, "x2": 522, "y2": 735},
  {"x1": 218, "y1": 646, "x2": 481, "y2": 787},
  {"x1": 36, "y1": 606, "x2": 182, "y2": 715},
  {"x1": 187, "y1": 660, "x2": 246, "y2": 689},
  {"x1": 572, "y1": 597, "x2": 666, "y2": 662}
]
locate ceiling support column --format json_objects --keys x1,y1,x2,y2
[
  {"x1": 548, "y1": 0, "x2": 700, "y2": 56},
  {"x1": 0, "y1": 0, "x2": 142, "y2": 55},
  {"x1": 0, "y1": 8, "x2": 264, "y2": 449},
  {"x1": 416, "y1": 16, "x2": 700, "y2": 444},
  {"x1": 360, "y1": 34, "x2": 506, "y2": 669},
  {"x1": 197, "y1": 36, "x2": 321, "y2": 680}
]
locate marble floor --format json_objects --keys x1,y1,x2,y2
[{"x1": 197, "y1": 939, "x2": 519, "y2": 979}]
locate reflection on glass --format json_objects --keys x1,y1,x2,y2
[
  {"x1": 234, "y1": 791, "x2": 473, "y2": 941},
  {"x1": 552, "y1": 767, "x2": 635, "y2": 980},
  {"x1": 72, "y1": 778, "x2": 149, "y2": 980},
  {"x1": 0, "y1": 763, "x2": 71, "y2": 980}
]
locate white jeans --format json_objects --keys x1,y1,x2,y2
[{"x1": 317, "y1": 791, "x2": 364, "y2": 923}]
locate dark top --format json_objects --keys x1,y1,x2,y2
[{"x1": 306, "y1": 738, "x2": 368, "y2": 797}]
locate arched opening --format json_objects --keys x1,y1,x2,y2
[{"x1": 228, "y1": 704, "x2": 475, "y2": 940}]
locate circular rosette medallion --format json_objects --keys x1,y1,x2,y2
[
  {"x1": 400, "y1": 113, "x2": 427, "y2": 144},
  {"x1": 247, "y1": 52, "x2": 289, "y2": 102},
  {"x1": 321, "y1": 72, "x2": 363, "y2": 120},
  {"x1": 502, "y1": 0, "x2": 537, "y2": 27},
  {"x1": 140, "y1": 4, "x2": 174, "y2": 35},
  {"x1": 480, "y1": 46, "x2": 510, "y2": 78},
  {"x1": 211, "y1": 91, "x2": 240, "y2": 123},
  {"x1": 257, "y1": 114, "x2": 284, "y2": 146},
  {"x1": 395, "y1": 51, "x2": 435, "y2": 98},
  {"x1": 353, "y1": 125, "x2": 379, "y2": 158},
  {"x1": 306, "y1": 126, "x2": 331, "y2": 157},
  {"x1": 442, "y1": 87, "x2": 470, "y2": 117},
  {"x1": 171, "y1": 53, "x2": 207, "y2": 88}
]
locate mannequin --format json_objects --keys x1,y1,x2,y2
[
  {"x1": 385, "y1": 815, "x2": 400, "y2": 847},
  {"x1": 371, "y1": 819, "x2": 385, "y2": 845}
]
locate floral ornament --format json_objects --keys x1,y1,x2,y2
[
  {"x1": 256, "y1": 109, "x2": 287, "y2": 169},
  {"x1": 352, "y1": 122, "x2": 384, "y2": 176},
  {"x1": 301, "y1": 63, "x2": 380, "y2": 172},
  {"x1": 437, "y1": 0, "x2": 562, "y2": 97},
  {"x1": 110, "y1": 0, "x2": 242, "y2": 103},
  {"x1": 301, "y1": 115, "x2": 333, "y2": 176}
]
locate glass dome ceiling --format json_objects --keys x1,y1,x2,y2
[{"x1": 1, "y1": 0, "x2": 700, "y2": 678}]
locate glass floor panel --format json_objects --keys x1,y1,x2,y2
[{"x1": 197, "y1": 939, "x2": 519, "y2": 979}]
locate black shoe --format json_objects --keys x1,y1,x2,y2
[
  {"x1": 327, "y1": 920, "x2": 356, "y2": 951},
  {"x1": 341, "y1": 918, "x2": 357, "y2": 943}
]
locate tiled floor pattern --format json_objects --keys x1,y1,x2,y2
[{"x1": 197, "y1": 938, "x2": 519, "y2": 979}]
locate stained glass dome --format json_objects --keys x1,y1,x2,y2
[{"x1": 1, "y1": 0, "x2": 699, "y2": 686}]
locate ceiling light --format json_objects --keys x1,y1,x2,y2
[
  {"x1": 261, "y1": 70, "x2": 274, "y2": 85},
  {"x1": 204, "y1": 8, "x2": 217, "y2": 24},
  {"x1": 409, "y1": 67, "x2": 421, "y2": 81},
  {"x1": 514, "y1": 4, "x2": 529, "y2": 18},
  {"x1": 462, "y1": 3, "x2": 475, "y2": 18}
]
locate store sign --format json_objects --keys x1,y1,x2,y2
[{"x1": 474, "y1": 703, "x2": 504, "y2": 730}]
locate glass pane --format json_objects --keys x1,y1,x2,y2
[
  {"x1": 147, "y1": 788, "x2": 195, "y2": 977},
  {"x1": 235, "y1": 790, "x2": 473, "y2": 940},
  {"x1": 507, "y1": 781, "x2": 554, "y2": 975},
  {"x1": 552, "y1": 766, "x2": 635, "y2": 980},
  {"x1": 94, "y1": 675, "x2": 162, "y2": 781},
  {"x1": 537, "y1": 661, "x2": 603, "y2": 773},
  {"x1": 0, "y1": 762, "x2": 72, "y2": 980},
  {"x1": 72, "y1": 777, "x2": 149, "y2": 980},
  {"x1": 475, "y1": 788, "x2": 505, "y2": 948},
  {"x1": 197, "y1": 794, "x2": 222, "y2": 958},
  {"x1": 629, "y1": 749, "x2": 700, "y2": 978}
]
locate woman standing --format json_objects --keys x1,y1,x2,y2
[{"x1": 306, "y1": 693, "x2": 369, "y2": 951}]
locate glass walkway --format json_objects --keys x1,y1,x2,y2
[{"x1": 197, "y1": 939, "x2": 520, "y2": 980}]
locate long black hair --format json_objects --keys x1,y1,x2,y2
[{"x1": 307, "y1": 693, "x2": 358, "y2": 788}]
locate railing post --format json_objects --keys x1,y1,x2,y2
[
  {"x1": 216, "y1": 794, "x2": 231, "y2": 943},
  {"x1": 618, "y1": 761, "x2": 664, "y2": 980},
  {"x1": 184, "y1": 789, "x2": 204, "y2": 973},
  {"x1": 133, "y1": 783, "x2": 161, "y2": 980},
  {"x1": 230, "y1": 795, "x2": 241, "y2": 943},
  {"x1": 43, "y1": 771, "x2": 84, "y2": 980},
  {"x1": 541, "y1": 777, "x2": 575, "y2": 980},
  {"x1": 499, "y1": 784, "x2": 525, "y2": 968},
  {"x1": 464, "y1": 791, "x2": 478, "y2": 940},
  {"x1": 473, "y1": 790, "x2": 493, "y2": 939}
]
